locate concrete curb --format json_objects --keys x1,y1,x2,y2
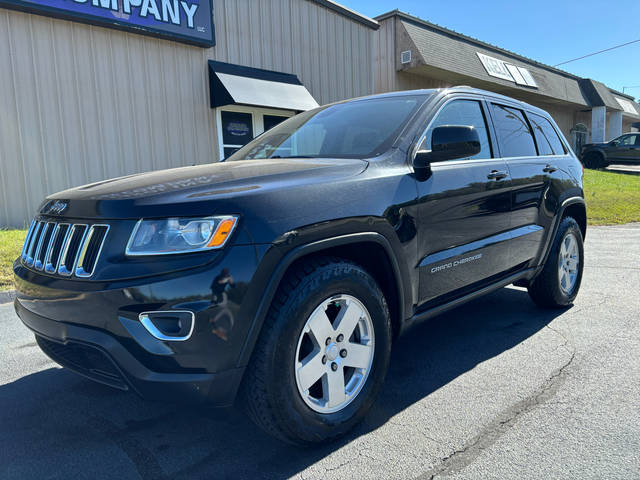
[{"x1": 0, "y1": 290, "x2": 16, "y2": 304}]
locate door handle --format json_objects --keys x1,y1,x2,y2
[
  {"x1": 543, "y1": 164, "x2": 558, "y2": 173},
  {"x1": 487, "y1": 170, "x2": 508, "y2": 180}
]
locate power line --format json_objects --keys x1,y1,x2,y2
[{"x1": 554, "y1": 38, "x2": 640, "y2": 67}]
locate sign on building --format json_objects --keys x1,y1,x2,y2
[
  {"x1": 0, "y1": 0, "x2": 215, "y2": 47},
  {"x1": 476, "y1": 52, "x2": 537, "y2": 88}
]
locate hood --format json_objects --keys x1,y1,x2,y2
[{"x1": 41, "y1": 158, "x2": 368, "y2": 219}]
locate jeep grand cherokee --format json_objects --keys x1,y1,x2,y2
[{"x1": 14, "y1": 87, "x2": 586, "y2": 445}]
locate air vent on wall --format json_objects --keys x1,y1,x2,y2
[{"x1": 401, "y1": 50, "x2": 412, "y2": 64}]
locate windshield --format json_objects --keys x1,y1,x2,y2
[{"x1": 225, "y1": 95, "x2": 427, "y2": 161}]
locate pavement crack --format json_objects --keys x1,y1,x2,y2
[{"x1": 415, "y1": 348, "x2": 576, "y2": 480}]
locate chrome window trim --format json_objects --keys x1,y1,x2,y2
[
  {"x1": 75, "y1": 225, "x2": 110, "y2": 278},
  {"x1": 138, "y1": 311, "x2": 196, "y2": 342}
]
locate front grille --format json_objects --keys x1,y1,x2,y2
[
  {"x1": 21, "y1": 219, "x2": 109, "y2": 278},
  {"x1": 36, "y1": 335, "x2": 129, "y2": 391}
]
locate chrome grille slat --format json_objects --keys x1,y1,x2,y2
[
  {"x1": 25, "y1": 221, "x2": 44, "y2": 267},
  {"x1": 76, "y1": 225, "x2": 109, "y2": 278},
  {"x1": 58, "y1": 224, "x2": 88, "y2": 277},
  {"x1": 34, "y1": 222, "x2": 55, "y2": 270},
  {"x1": 45, "y1": 223, "x2": 71, "y2": 274},
  {"x1": 21, "y1": 219, "x2": 107, "y2": 279},
  {"x1": 21, "y1": 221, "x2": 36, "y2": 261}
]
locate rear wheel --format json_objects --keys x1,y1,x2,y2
[
  {"x1": 528, "y1": 217, "x2": 584, "y2": 308},
  {"x1": 240, "y1": 257, "x2": 392, "y2": 445}
]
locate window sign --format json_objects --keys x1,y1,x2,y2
[
  {"x1": 505, "y1": 64, "x2": 527, "y2": 86},
  {"x1": 517, "y1": 67, "x2": 538, "y2": 88},
  {"x1": 477, "y1": 52, "x2": 514, "y2": 82},
  {"x1": 217, "y1": 107, "x2": 294, "y2": 160},
  {"x1": 477, "y1": 52, "x2": 538, "y2": 89},
  {"x1": 221, "y1": 111, "x2": 253, "y2": 158},
  {"x1": 0, "y1": 0, "x2": 215, "y2": 47},
  {"x1": 615, "y1": 97, "x2": 638, "y2": 115}
]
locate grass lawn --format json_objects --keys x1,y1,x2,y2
[
  {"x1": 0, "y1": 229, "x2": 26, "y2": 291},
  {"x1": 583, "y1": 169, "x2": 640, "y2": 225}
]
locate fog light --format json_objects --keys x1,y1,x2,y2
[{"x1": 139, "y1": 311, "x2": 195, "y2": 341}]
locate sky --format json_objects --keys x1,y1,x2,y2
[{"x1": 340, "y1": 0, "x2": 640, "y2": 100}]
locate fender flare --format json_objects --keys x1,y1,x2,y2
[
  {"x1": 236, "y1": 232, "x2": 406, "y2": 367},
  {"x1": 537, "y1": 196, "x2": 586, "y2": 272}
]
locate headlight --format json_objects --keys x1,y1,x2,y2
[{"x1": 126, "y1": 216, "x2": 238, "y2": 256}]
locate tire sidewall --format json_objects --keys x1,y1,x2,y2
[{"x1": 267, "y1": 265, "x2": 391, "y2": 442}]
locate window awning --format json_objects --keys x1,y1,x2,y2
[{"x1": 208, "y1": 60, "x2": 319, "y2": 112}]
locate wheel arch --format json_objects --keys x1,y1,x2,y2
[
  {"x1": 236, "y1": 233, "x2": 407, "y2": 368},
  {"x1": 538, "y1": 196, "x2": 587, "y2": 270},
  {"x1": 562, "y1": 200, "x2": 587, "y2": 240}
]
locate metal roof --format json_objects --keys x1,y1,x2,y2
[
  {"x1": 376, "y1": 9, "x2": 640, "y2": 115},
  {"x1": 310, "y1": 0, "x2": 379, "y2": 29}
]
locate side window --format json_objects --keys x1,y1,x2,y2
[
  {"x1": 618, "y1": 135, "x2": 635, "y2": 146},
  {"x1": 490, "y1": 104, "x2": 537, "y2": 157},
  {"x1": 423, "y1": 99, "x2": 492, "y2": 160},
  {"x1": 529, "y1": 112, "x2": 567, "y2": 155}
]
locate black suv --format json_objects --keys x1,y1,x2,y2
[
  {"x1": 581, "y1": 132, "x2": 640, "y2": 168},
  {"x1": 14, "y1": 88, "x2": 586, "y2": 445}
]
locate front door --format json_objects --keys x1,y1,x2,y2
[
  {"x1": 617, "y1": 133, "x2": 640, "y2": 162},
  {"x1": 414, "y1": 98, "x2": 512, "y2": 307}
]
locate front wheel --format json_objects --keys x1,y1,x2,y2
[
  {"x1": 528, "y1": 217, "x2": 584, "y2": 308},
  {"x1": 240, "y1": 257, "x2": 392, "y2": 445}
]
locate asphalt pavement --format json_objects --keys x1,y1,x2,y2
[{"x1": 1, "y1": 224, "x2": 639, "y2": 479}]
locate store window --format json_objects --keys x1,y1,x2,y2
[{"x1": 217, "y1": 106, "x2": 293, "y2": 160}]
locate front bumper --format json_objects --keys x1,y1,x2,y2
[
  {"x1": 16, "y1": 298, "x2": 245, "y2": 405},
  {"x1": 12, "y1": 244, "x2": 268, "y2": 406}
]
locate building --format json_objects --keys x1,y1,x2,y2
[
  {"x1": 0, "y1": 0, "x2": 638, "y2": 227},
  {"x1": 373, "y1": 10, "x2": 640, "y2": 150}
]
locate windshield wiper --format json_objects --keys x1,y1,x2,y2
[{"x1": 269, "y1": 155, "x2": 315, "y2": 159}]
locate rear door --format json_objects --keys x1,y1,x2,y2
[
  {"x1": 414, "y1": 96, "x2": 512, "y2": 307},
  {"x1": 492, "y1": 105, "x2": 568, "y2": 268}
]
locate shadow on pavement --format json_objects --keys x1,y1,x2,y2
[{"x1": 0, "y1": 286, "x2": 567, "y2": 479}]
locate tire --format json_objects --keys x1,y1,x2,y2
[
  {"x1": 583, "y1": 151, "x2": 606, "y2": 169},
  {"x1": 528, "y1": 217, "x2": 584, "y2": 308},
  {"x1": 239, "y1": 257, "x2": 392, "y2": 445}
]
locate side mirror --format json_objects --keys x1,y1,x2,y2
[{"x1": 413, "y1": 125, "x2": 482, "y2": 171}]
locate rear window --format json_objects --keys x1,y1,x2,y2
[
  {"x1": 529, "y1": 112, "x2": 566, "y2": 155},
  {"x1": 490, "y1": 104, "x2": 537, "y2": 157}
]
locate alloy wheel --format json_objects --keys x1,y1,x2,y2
[
  {"x1": 558, "y1": 232, "x2": 580, "y2": 295},
  {"x1": 294, "y1": 294, "x2": 375, "y2": 414}
]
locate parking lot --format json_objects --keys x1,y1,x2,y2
[{"x1": 1, "y1": 223, "x2": 639, "y2": 480}]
